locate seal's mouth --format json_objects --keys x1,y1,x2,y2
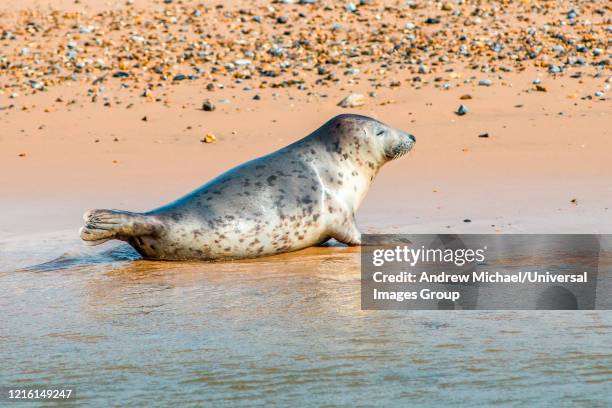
[{"x1": 386, "y1": 134, "x2": 415, "y2": 160}]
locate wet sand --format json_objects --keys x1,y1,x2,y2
[{"x1": 1, "y1": 0, "x2": 611, "y2": 405}]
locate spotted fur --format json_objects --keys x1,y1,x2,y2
[{"x1": 80, "y1": 114, "x2": 416, "y2": 260}]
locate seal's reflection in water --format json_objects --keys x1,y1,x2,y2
[{"x1": 87, "y1": 245, "x2": 363, "y2": 322}]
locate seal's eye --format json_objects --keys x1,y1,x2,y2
[{"x1": 376, "y1": 130, "x2": 385, "y2": 136}]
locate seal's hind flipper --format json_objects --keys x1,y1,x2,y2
[{"x1": 80, "y1": 209, "x2": 163, "y2": 245}]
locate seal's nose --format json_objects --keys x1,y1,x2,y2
[{"x1": 408, "y1": 134, "x2": 416, "y2": 142}]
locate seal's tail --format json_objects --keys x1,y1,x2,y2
[{"x1": 79, "y1": 209, "x2": 162, "y2": 246}]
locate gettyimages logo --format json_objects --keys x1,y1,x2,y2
[{"x1": 361, "y1": 234, "x2": 610, "y2": 310}]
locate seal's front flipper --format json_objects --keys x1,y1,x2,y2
[
  {"x1": 329, "y1": 219, "x2": 362, "y2": 246},
  {"x1": 80, "y1": 209, "x2": 163, "y2": 246}
]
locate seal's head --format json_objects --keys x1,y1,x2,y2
[
  {"x1": 323, "y1": 114, "x2": 416, "y2": 165},
  {"x1": 375, "y1": 119, "x2": 416, "y2": 161}
]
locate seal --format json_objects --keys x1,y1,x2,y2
[{"x1": 80, "y1": 114, "x2": 416, "y2": 260}]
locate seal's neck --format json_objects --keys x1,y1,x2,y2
[{"x1": 294, "y1": 137, "x2": 383, "y2": 213}]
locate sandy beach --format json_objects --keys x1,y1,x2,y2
[
  {"x1": 1, "y1": 0, "x2": 611, "y2": 405},
  {"x1": 1, "y1": 0, "x2": 611, "y2": 237}
]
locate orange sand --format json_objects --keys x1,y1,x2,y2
[{"x1": 1, "y1": 0, "x2": 610, "y2": 238}]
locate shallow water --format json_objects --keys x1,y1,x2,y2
[{"x1": 1, "y1": 232, "x2": 611, "y2": 406}]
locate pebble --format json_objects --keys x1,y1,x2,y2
[
  {"x1": 201, "y1": 133, "x2": 217, "y2": 143},
  {"x1": 338, "y1": 93, "x2": 366, "y2": 108},
  {"x1": 234, "y1": 59, "x2": 252, "y2": 67},
  {"x1": 456, "y1": 104, "x2": 469, "y2": 116},
  {"x1": 478, "y1": 79, "x2": 492, "y2": 86},
  {"x1": 418, "y1": 64, "x2": 429, "y2": 74},
  {"x1": 552, "y1": 45, "x2": 565, "y2": 54},
  {"x1": 268, "y1": 47, "x2": 284, "y2": 57},
  {"x1": 478, "y1": 133, "x2": 489, "y2": 138},
  {"x1": 202, "y1": 100, "x2": 215, "y2": 111}
]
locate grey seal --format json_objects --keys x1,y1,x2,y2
[{"x1": 80, "y1": 114, "x2": 416, "y2": 260}]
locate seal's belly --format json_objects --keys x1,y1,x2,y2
[{"x1": 134, "y1": 205, "x2": 328, "y2": 260}]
